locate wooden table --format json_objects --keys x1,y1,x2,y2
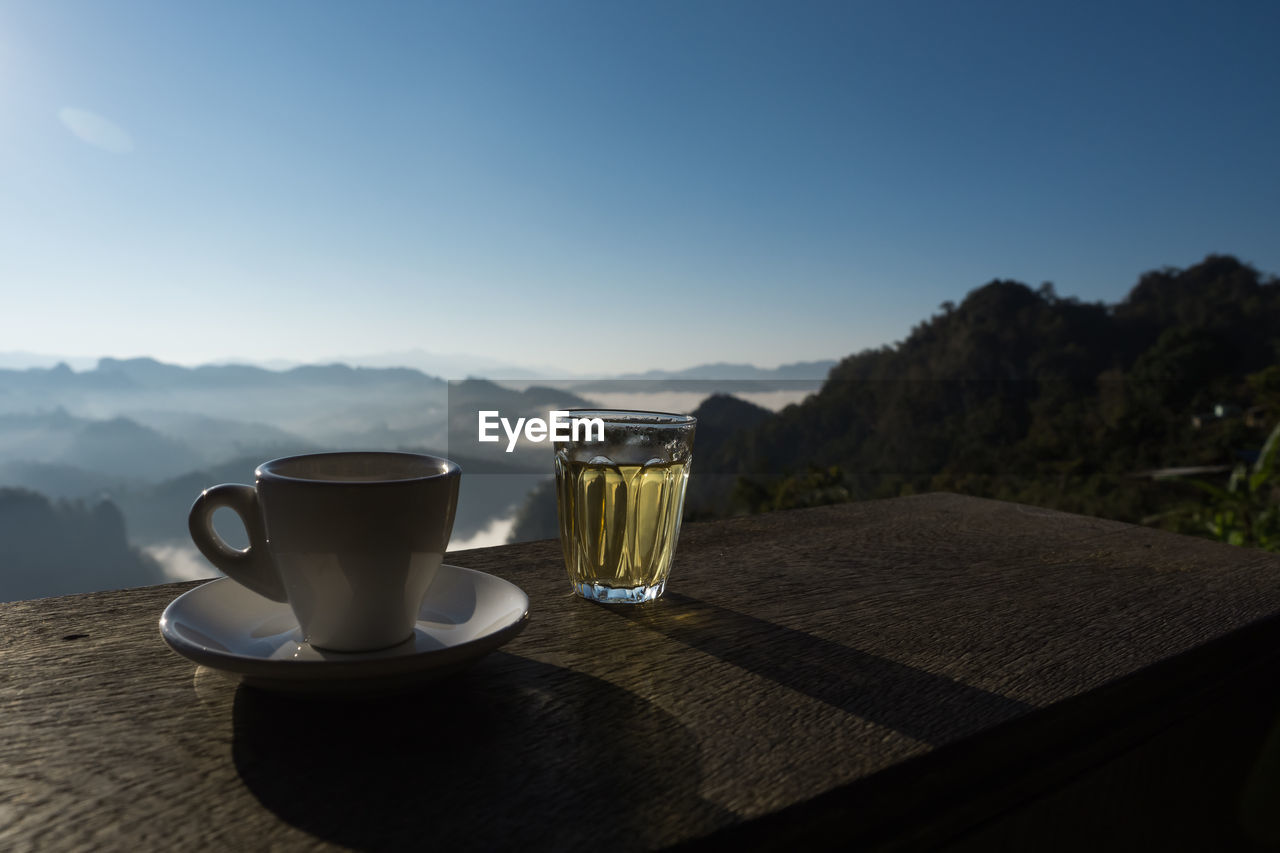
[{"x1": 4, "y1": 493, "x2": 1280, "y2": 851}]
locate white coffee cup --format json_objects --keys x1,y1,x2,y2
[{"x1": 188, "y1": 451, "x2": 460, "y2": 652}]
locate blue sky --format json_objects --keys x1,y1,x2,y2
[{"x1": 2, "y1": 1, "x2": 1277, "y2": 374}]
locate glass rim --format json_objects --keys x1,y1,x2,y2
[{"x1": 562, "y1": 408, "x2": 696, "y2": 426}]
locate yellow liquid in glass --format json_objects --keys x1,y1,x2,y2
[{"x1": 556, "y1": 457, "x2": 690, "y2": 595}]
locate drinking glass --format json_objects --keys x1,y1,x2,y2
[{"x1": 554, "y1": 410, "x2": 696, "y2": 604}]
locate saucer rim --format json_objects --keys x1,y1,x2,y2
[{"x1": 158, "y1": 564, "x2": 529, "y2": 687}]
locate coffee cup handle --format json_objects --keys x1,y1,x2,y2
[{"x1": 188, "y1": 484, "x2": 288, "y2": 603}]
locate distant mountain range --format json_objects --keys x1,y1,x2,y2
[
  {"x1": 0, "y1": 352, "x2": 833, "y2": 599},
  {"x1": 615, "y1": 360, "x2": 836, "y2": 381},
  {"x1": 0, "y1": 349, "x2": 539, "y2": 376},
  {"x1": 0, "y1": 351, "x2": 98, "y2": 371},
  {"x1": 0, "y1": 357, "x2": 449, "y2": 447},
  {"x1": 0, "y1": 356, "x2": 816, "y2": 486},
  {"x1": 0, "y1": 352, "x2": 836, "y2": 383},
  {"x1": 329, "y1": 349, "x2": 567, "y2": 378}
]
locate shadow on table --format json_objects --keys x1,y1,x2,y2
[
  {"x1": 612, "y1": 592, "x2": 1034, "y2": 745},
  {"x1": 231, "y1": 652, "x2": 732, "y2": 851}
]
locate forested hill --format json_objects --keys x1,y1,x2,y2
[
  {"x1": 696, "y1": 255, "x2": 1280, "y2": 525},
  {"x1": 0, "y1": 489, "x2": 163, "y2": 600}
]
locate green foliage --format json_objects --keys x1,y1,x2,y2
[
  {"x1": 732, "y1": 466, "x2": 851, "y2": 514},
  {"x1": 1176, "y1": 421, "x2": 1280, "y2": 550},
  {"x1": 1247, "y1": 365, "x2": 1280, "y2": 414}
]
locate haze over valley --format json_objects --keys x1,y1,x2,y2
[{"x1": 0, "y1": 357, "x2": 824, "y2": 601}]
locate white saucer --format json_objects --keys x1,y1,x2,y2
[{"x1": 159, "y1": 564, "x2": 530, "y2": 693}]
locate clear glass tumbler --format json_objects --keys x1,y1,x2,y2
[{"x1": 554, "y1": 410, "x2": 696, "y2": 603}]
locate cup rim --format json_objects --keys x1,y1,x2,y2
[
  {"x1": 561, "y1": 408, "x2": 696, "y2": 426},
  {"x1": 256, "y1": 451, "x2": 461, "y2": 485}
]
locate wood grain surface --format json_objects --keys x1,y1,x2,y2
[{"x1": 3, "y1": 493, "x2": 1280, "y2": 851}]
